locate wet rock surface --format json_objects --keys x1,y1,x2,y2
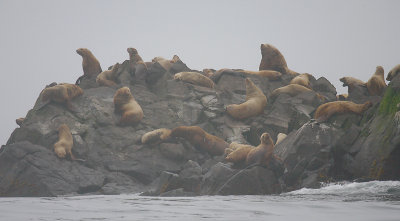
[{"x1": 1, "y1": 57, "x2": 399, "y2": 197}]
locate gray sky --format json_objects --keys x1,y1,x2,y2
[{"x1": 0, "y1": 0, "x2": 399, "y2": 145}]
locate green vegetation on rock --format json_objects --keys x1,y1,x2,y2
[{"x1": 378, "y1": 86, "x2": 400, "y2": 115}]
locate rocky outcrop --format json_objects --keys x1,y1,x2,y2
[{"x1": 1, "y1": 54, "x2": 398, "y2": 197}]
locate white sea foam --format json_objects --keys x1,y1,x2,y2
[{"x1": 286, "y1": 180, "x2": 400, "y2": 196}]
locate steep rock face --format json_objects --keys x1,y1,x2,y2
[{"x1": 1, "y1": 55, "x2": 397, "y2": 197}]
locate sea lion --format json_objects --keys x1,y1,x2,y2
[
  {"x1": 75, "y1": 48, "x2": 102, "y2": 84},
  {"x1": 336, "y1": 94, "x2": 348, "y2": 101},
  {"x1": 226, "y1": 78, "x2": 267, "y2": 120},
  {"x1": 54, "y1": 124, "x2": 75, "y2": 160},
  {"x1": 270, "y1": 84, "x2": 326, "y2": 101},
  {"x1": 16, "y1": 117, "x2": 25, "y2": 127},
  {"x1": 366, "y1": 66, "x2": 387, "y2": 96},
  {"x1": 340, "y1": 77, "x2": 365, "y2": 87},
  {"x1": 202, "y1": 69, "x2": 215, "y2": 78},
  {"x1": 259, "y1": 43, "x2": 297, "y2": 75},
  {"x1": 141, "y1": 128, "x2": 171, "y2": 144},
  {"x1": 237, "y1": 70, "x2": 282, "y2": 80},
  {"x1": 113, "y1": 87, "x2": 143, "y2": 126},
  {"x1": 246, "y1": 132, "x2": 275, "y2": 167},
  {"x1": 170, "y1": 126, "x2": 228, "y2": 156},
  {"x1": 290, "y1": 73, "x2": 313, "y2": 89},
  {"x1": 387, "y1": 64, "x2": 400, "y2": 81},
  {"x1": 127, "y1": 48, "x2": 144, "y2": 64},
  {"x1": 314, "y1": 101, "x2": 373, "y2": 122},
  {"x1": 40, "y1": 83, "x2": 83, "y2": 111},
  {"x1": 225, "y1": 142, "x2": 254, "y2": 164},
  {"x1": 275, "y1": 133, "x2": 287, "y2": 145},
  {"x1": 96, "y1": 63, "x2": 121, "y2": 87},
  {"x1": 173, "y1": 72, "x2": 215, "y2": 88},
  {"x1": 152, "y1": 56, "x2": 175, "y2": 71}
]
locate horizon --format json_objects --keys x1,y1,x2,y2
[{"x1": 1, "y1": 0, "x2": 400, "y2": 145}]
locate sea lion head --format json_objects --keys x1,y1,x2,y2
[
  {"x1": 375, "y1": 66, "x2": 384, "y2": 76},
  {"x1": 76, "y1": 48, "x2": 89, "y2": 56},
  {"x1": 54, "y1": 146, "x2": 66, "y2": 158},
  {"x1": 127, "y1": 48, "x2": 138, "y2": 55},
  {"x1": 339, "y1": 77, "x2": 348, "y2": 87},
  {"x1": 260, "y1": 132, "x2": 273, "y2": 145}
]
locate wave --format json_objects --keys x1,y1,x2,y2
[{"x1": 285, "y1": 181, "x2": 400, "y2": 198}]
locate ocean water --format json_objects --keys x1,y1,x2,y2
[{"x1": 0, "y1": 181, "x2": 399, "y2": 221}]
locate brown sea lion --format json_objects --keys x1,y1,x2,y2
[
  {"x1": 225, "y1": 142, "x2": 254, "y2": 164},
  {"x1": 366, "y1": 66, "x2": 387, "y2": 96},
  {"x1": 226, "y1": 78, "x2": 267, "y2": 120},
  {"x1": 259, "y1": 43, "x2": 297, "y2": 75},
  {"x1": 314, "y1": 101, "x2": 373, "y2": 122},
  {"x1": 270, "y1": 84, "x2": 326, "y2": 101},
  {"x1": 173, "y1": 72, "x2": 215, "y2": 88},
  {"x1": 141, "y1": 128, "x2": 171, "y2": 144},
  {"x1": 202, "y1": 69, "x2": 215, "y2": 78},
  {"x1": 152, "y1": 56, "x2": 175, "y2": 71},
  {"x1": 387, "y1": 64, "x2": 400, "y2": 81},
  {"x1": 246, "y1": 132, "x2": 275, "y2": 167},
  {"x1": 54, "y1": 124, "x2": 75, "y2": 160},
  {"x1": 75, "y1": 48, "x2": 102, "y2": 84},
  {"x1": 113, "y1": 87, "x2": 143, "y2": 126},
  {"x1": 170, "y1": 126, "x2": 228, "y2": 156},
  {"x1": 96, "y1": 63, "x2": 121, "y2": 87},
  {"x1": 290, "y1": 73, "x2": 313, "y2": 89},
  {"x1": 237, "y1": 70, "x2": 282, "y2": 80},
  {"x1": 40, "y1": 83, "x2": 83, "y2": 111},
  {"x1": 127, "y1": 48, "x2": 144, "y2": 64},
  {"x1": 340, "y1": 77, "x2": 365, "y2": 87}
]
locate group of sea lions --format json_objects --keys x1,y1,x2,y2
[{"x1": 15, "y1": 44, "x2": 400, "y2": 170}]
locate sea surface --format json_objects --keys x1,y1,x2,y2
[{"x1": 0, "y1": 181, "x2": 400, "y2": 221}]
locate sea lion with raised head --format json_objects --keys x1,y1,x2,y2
[
  {"x1": 246, "y1": 132, "x2": 275, "y2": 167},
  {"x1": 366, "y1": 66, "x2": 387, "y2": 96},
  {"x1": 113, "y1": 87, "x2": 144, "y2": 126},
  {"x1": 226, "y1": 78, "x2": 267, "y2": 120}
]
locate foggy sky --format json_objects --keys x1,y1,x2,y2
[{"x1": 0, "y1": 0, "x2": 399, "y2": 145}]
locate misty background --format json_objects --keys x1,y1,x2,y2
[{"x1": 0, "y1": 0, "x2": 399, "y2": 145}]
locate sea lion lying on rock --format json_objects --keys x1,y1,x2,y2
[
  {"x1": 290, "y1": 73, "x2": 313, "y2": 89},
  {"x1": 314, "y1": 101, "x2": 373, "y2": 122},
  {"x1": 226, "y1": 78, "x2": 267, "y2": 120},
  {"x1": 141, "y1": 128, "x2": 171, "y2": 145},
  {"x1": 237, "y1": 70, "x2": 282, "y2": 80},
  {"x1": 270, "y1": 84, "x2": 326, "y2": 101},
  {"x1": 170, "y1": 126, "x2": 228, "y2": 156},
  {"x1": 40, "y1": 83, "x2": 83, "y2": 111},
  {"x1": 96, "y1": 63, "x2": 121, "y2": 87},
  {"x1": 173, "y1": 71, "x2": 215, "y2": 88},
  {"x1": 225, "y1": 142, "x2": 255, "y2": 164},
  {"x1": 113, "y1": 87, "x2": 144, "y2": 126}
]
